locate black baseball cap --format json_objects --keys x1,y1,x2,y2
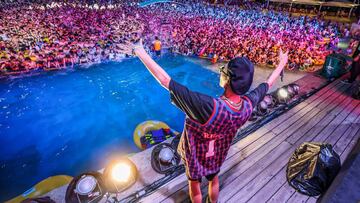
[{"x1": 226, "y1": 57, "x2": 254, "y2": 95}]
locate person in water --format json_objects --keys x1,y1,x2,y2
[
  {"x1": 123, "y1": 40, "x2": 288, "y2": 203},
  {"x1": 152, "y1": 36, "x2": 162, "y2": 56}
]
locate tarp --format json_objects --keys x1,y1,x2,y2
[{"x1": 287, "y1": 142, "x2": 341, "y2": 196}]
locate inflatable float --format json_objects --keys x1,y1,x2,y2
[
  {"x1": 6, "y1": 175, "x2": 73, "y2": 203},
  {"x1": 133, "y1": 120, "x2": 178, "y2": 150}
]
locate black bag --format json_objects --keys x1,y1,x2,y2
[{"x1": 286, "y1": 142, "x2": 341, "y2": 196}]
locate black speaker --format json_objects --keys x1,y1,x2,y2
[{"x1": 321, "y1": 53, "x2": 349, "y2": 79}]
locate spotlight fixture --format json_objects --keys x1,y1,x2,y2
[
  {"x1": 278, "y1": 88, "x2": 289, "y2": 98},
  {"x1": 151, "y1": 143, "x2": 181, "y2": 174},
  {"x1": 263, "y1": 94, "x2": 277, "y2": 108},
  {"x1": 276, "y1": 87, "x2": 290, "y2": 103},
  {"x1": 249, "y1": 111, "x2": 258, "y2": 121},
  {"x1": 65, "y1": 172, "x2": 105, "y2": 203},
  {"x1": 288, "y1": 83, "x2": 300, "y2": 96},
  {"x1": 256, "y1": 100, "x2": 268, "y2": 116},
  {"x1": 103, "y1": 157, "x2": 138, "y2": 193}
]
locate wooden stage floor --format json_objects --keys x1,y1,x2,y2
[{"x1": 139, "y1": 79, "x2": 360, "y2": 203}]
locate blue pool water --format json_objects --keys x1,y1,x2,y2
[{"x1": 0, "y1": 54, "x2": 223, "y2": 201}]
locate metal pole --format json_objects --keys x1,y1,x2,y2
[
  {"x1": 267, "y1": 0, "x2": 270, "y2": 9},
  {"x1": 349, "y1": 7, "x2": 354, "y2": 18}
]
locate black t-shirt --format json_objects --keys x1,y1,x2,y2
[{"x1": 169, "y1": 79, "x2": 269, "y2": 124}]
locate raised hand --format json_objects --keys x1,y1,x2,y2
[
  {"x1": 117, "y1": 39, "x2": 144, "y2": 56},
  {"x1": 279, "y1": 49, "x2": 289, "y2": 66},
  {"x1": 266, "y1": 49, "x2": 289, "y2": 88}
]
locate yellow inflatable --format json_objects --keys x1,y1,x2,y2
[
  {"x1": 6, "y1": 175, "x2": 73, "y2": 203},
  {"x1": 133, "y1": 120, "x2": 177, "y2": 150}
]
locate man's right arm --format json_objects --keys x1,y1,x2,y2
[
  {"x1": 266, "y1": 50, "x2": 288, "y2": 88},
  {"x1": 169, "y1": 79, "x2": 214, "y2": 125}
]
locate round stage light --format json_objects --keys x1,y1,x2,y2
[
  {"x1": 103, "y1": 157, "x2": 138, "y2": 193},
  {"x1": 256, "y1": 100, "x2": 268, "y2": 116},
  {"x1": 65, "y1": 172, "x2": 105, "y2": 203},
  {"x1": 151, "y1": 143, "x2": 181, "y2": 174},
  {"x1": 249, "y1": 111, "x2": 258, "y2": 121},
  {"x1": 287, "y1": 85, "x2": 295, "y2": 97},
  {"x1": 159, "y1": 147, "x2": 174, "y2": 164},
  {"x1": 278, "y1": 88, "x2": 289, "y2": 99},
  {"x1": 111, "y1": 162, "x2": 132, "y2": 183},
  {"x1": 276, "y1": 87, "x2": 291, "y2": 104},
  {"x1": 76, "y1": 175, "x2": 97, "y2": 195},
  {"x1": 288, "y1": 84, "x2": 300, "y2": 96},
  {"x1": 263, "y1": 94, "x2": 277, "y2": 108}
]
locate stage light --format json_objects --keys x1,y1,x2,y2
[
  {"x1": 151, "y1": 143, "x2": 180, "y2": 174},
  {"x1": 278, "y1": 88, "x2": 289, "y2": 99},
  {"x1": 256, "y1": 100, "x2": 268, "y2": 116},
  {"x1": 65, "y1": 172, "x2": 105, "y2": 203},
  {"x1": 263, "y1": 94, "x2": 276, "y2": 108},
  {"x1": 249, "y1": 111, "x2": 258, "y2": 121},
  {"x1": 288, "y1": 84, "x2": 300, "y2": 96},
  {"x1": 111, "y1": 163, "x2": 132, "y2": 183},
  {"x1": 159, "y1": 147, "x2": 174, "y2": 163},
  {"x1": 76, "y1": 175, "x2": 97, "y2": 194},
  {"x1": 287, "y1": 85, "x2": 296, "y2": 97},
  {"x1": 103, "y1": 157, "x2": 138, "y2": 193},
  {"x1": 275, "y1": 87, "x2": 290, "y2": 104}
]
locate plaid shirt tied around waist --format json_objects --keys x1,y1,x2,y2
[{"x1": 177, "y1": 96, "x2": 253, "y2": 180}]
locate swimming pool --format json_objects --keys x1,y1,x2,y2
[{"x1": 0, "y1": 54, "x2": 224, "y2": 201}]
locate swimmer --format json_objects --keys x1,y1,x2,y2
[{"x1": 152, "y1": 36, "x2": 162, "y2": 57}]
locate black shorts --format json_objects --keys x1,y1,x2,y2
[
  {"x1": 155, "y1": 50, "x2": 161, "y2": 56},
  {"x1": 188, "y1": 171, "x2": 219, "y2": 182}
]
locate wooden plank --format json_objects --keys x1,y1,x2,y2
[
  {"x1": 268, "y1": 103, "x2": 359, "y2": 203},
  {"x1": 226, "y1": 153, "x2": 290, "y2": 202},
  {"x1": 229, "y1": 96, "x2": 352, "y2": 202},
  {"x1": 312, "y1": 98, "x2": 356, "y2": 143},
  {"x1": 247, "y1": 100, "x2": 349, "y2": 203},
  {"x1": 221, "y1": 142, "x2": 293, "y2": 202},
  {"x1": 286, "y1": 192, "x2": 310, "y2": 203},
  {"x1": 266, "y1": 182, "x2": 295, "y2": 203},
  {"x1": 271, "y1": 82, "x2": 346, "y2": 135},
  {"x1": 238, "y1": 88, "x2": 357, "y2": 203},
  {"x1": 324, "y1": 102, "x2": 360, "y2": 147},
  {"x1": 220, "y1": 106, "x2": 329, "y2": 201},
  {"x1": 285, "y1": 83, "x2": 350, "y2": 144},
  {"x1": 260, "y1": 109, "x2": 342, "y2": 202},
  {"x1": 284, "y1": 102, "x2": 359, "y2": 203},
  {"x1": 334, "y1": 107, "x2": 360, "y2": 161},
  {"x1": 270, "y1": 113, "x2": 360, "y2": 203},
  {"x1": 302, "y1": 79, "x2": 341, "y2": 104},
  {"x1": 246, "y1": 167, "x2": 288, "y2": 203},
  {"x1": 215, "y1": 105, "x2": 318, "y2": 199},
  {"x1": 339, "y1": 128, "x2": 360, "y2": 164}
]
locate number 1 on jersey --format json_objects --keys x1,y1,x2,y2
[{"x1": 206, "y1": 140, "x2": 215, "y2": 158}]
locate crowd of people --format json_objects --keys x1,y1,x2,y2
[
  {"x1": 0, "y1": 2, "x2": 145, "y2": 75},
  {"x1": 0, "y1": 0, "x2": 357, "y2": 76}
]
